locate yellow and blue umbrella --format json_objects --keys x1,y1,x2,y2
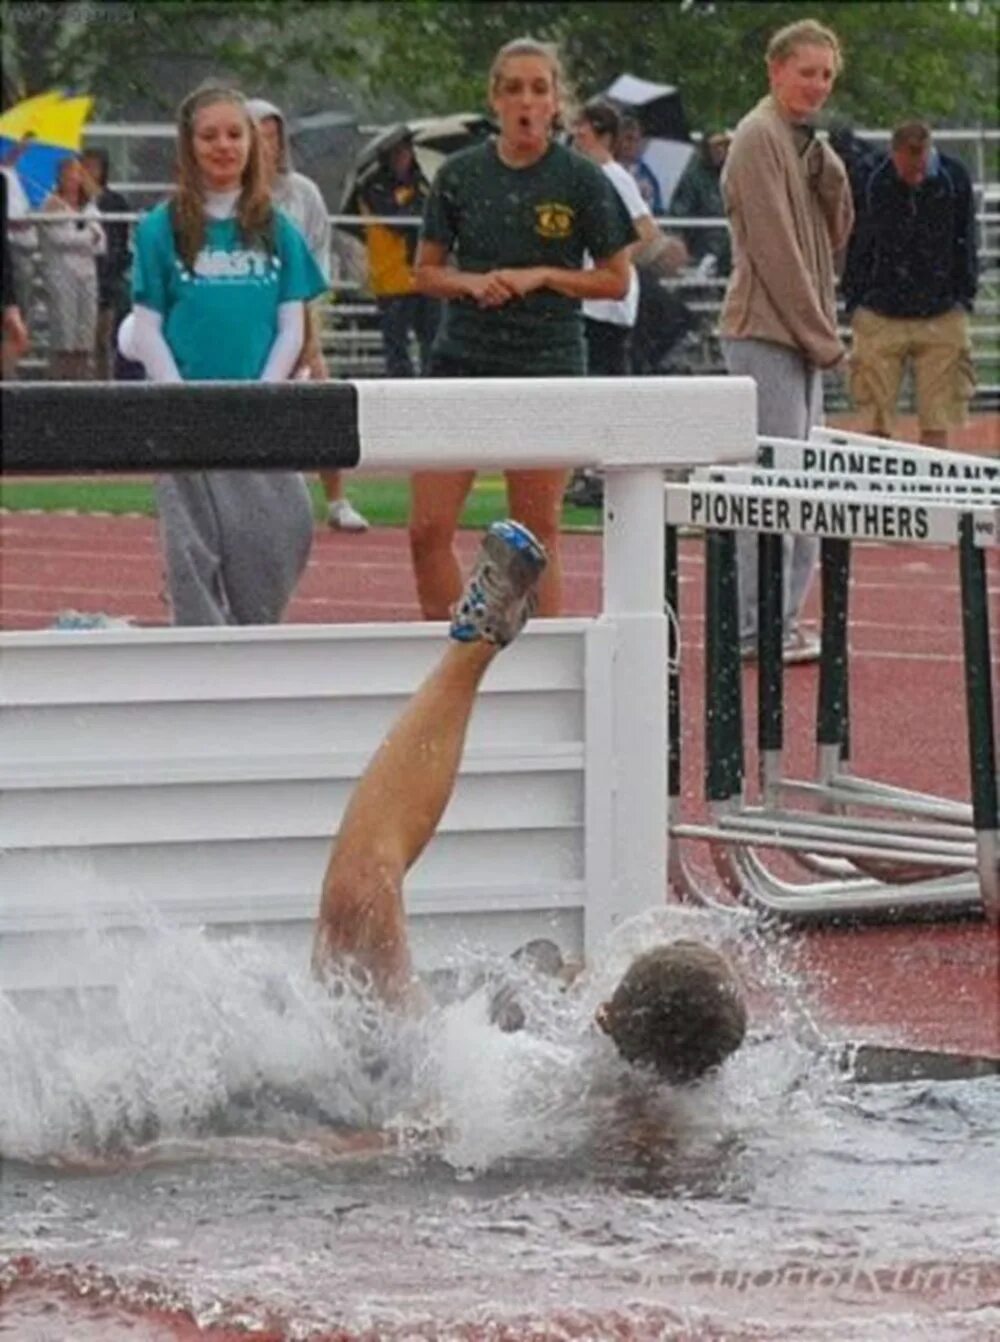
[{"x1": 0, "y1": 91, "x2": 94, "y2": 207}]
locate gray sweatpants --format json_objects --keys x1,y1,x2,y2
[
  {"x1": 722, "y1": 338, "x2": 823, "y2": 640},
  {"x1": 156, "y1": 471, "x2": 314, "y2": 625}
]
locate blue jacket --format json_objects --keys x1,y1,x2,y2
[{"x1": 842, "y1": 150, "x2": 977, "y2": 318}]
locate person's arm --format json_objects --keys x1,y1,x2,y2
[
  {"x1": 85, "y1": 202, "x2": 107, "y2": 258},
  {"x1": 2, "y1": 302, "x2": 28, "y2": 358},
  {"x1": 259, "y1": 300, "x2": 305, "y2": 381},
  {"x1": 414, "y1": 237, "x2": 514, "y2": 306},
  {"x1": 951, "y1": 165, "x2": 978, "y2": 310},
  {"x1": 39, "y1": 194, "x2": 78, "y2": 249},
  {"x1": 725, "y1": 124, "x2": 844, "y2": 368},
  {"x1": 494, "y1": 249, "x2": 631, "y2": 302},
  {"x1": 105, "y1": 192, "x2": 132, "y2": 281},
  {"x1": 809, "y1": 139, "x2": 854, "y2": 258},
  {"x1": 127, "y1": 304, "x2": 182, "y2": 381},
  {"x1": 413, "y1": 164, "x2": 512, "y2": 305},
  {"x1": 840, "y1": 176, "x2": 876, "y2": 314}
]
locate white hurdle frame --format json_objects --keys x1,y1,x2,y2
[
  {"x1": 664, "y1": 461, "x2": 999, "y2": 922},
  {"x1": 0, "y1": 376, "x2": 757, "y2": 982}
]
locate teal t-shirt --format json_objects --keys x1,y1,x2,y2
[
  {"x1": 421, "y1": 140, "x2": 636, "y2": 374},
  {"x1": 132, "y1": 203, "x2": 327, "y2": 380}
]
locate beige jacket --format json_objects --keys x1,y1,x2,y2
[{"x1": 720, "y1": 96, "x2": 854, "y2": 369}]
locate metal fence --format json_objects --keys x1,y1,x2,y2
[{"x1": 9, "y1": 194, "x2": 1000, "y2": 413}]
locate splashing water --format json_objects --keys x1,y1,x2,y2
[{"x1": 2, "y1": 899, "x2": 998, "y2": 1340}]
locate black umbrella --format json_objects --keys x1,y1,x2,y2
[
  {"x1": 604, "y1": 74, "x2": 690, "y2": 143},
  {"x1": 340, "y1": 113, "x2": 495, "y2": 213}
]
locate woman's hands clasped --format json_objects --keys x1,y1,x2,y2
[{"x1": 463, "y1": 267, "x2": 548, "y2": 308}]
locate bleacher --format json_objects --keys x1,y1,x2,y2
[{"x1": 11, "y1": 185, "x2": 1000, "y2": 414}]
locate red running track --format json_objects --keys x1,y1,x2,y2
[{"x1": 1, "y1": 511, "x2": 998, "y2": 1061}]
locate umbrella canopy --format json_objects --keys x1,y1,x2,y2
[
  {"x1": 604, "y1": 74, "x2": 689, "y2": 143},
  {"x1": 0, "y1": 90, "x2": 94, "y2": 206},
  {"x1": 340, "y1": 113, "x2": 494, "y2": 214}
]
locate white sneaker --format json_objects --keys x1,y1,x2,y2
[
  {"x1": 782, "y1": 626, "x2": 821, "y2": 665},
  {"x1": 327, "y1": 498, "x2": 369, "y2": 532}
]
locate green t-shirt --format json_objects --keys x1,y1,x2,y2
[
  {"x1": 132, "y1": 203, "x2": 327, "y2": 381},
  {"x1": 421, "y1": 140, "x2": 635, "y2": 375}
]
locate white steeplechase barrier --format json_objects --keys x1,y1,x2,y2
[{"x1": 0, "y1": 376, "x2": 756, "y2": 991}]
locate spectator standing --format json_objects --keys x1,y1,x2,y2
[
  {"x1": 572, "y1": 98, "x2": 659, "y2": 375},
  {"x1": 668, "y1": 130, "x2": 732, "y2": 277},
  {"x1": 39, "y1": 154, "x2": 105, "y2": 380},
  {"x1": 2, "y1": 172, "x2": 30, "y2": 376},
  {"x1": 844, "y1": 120, "x2": 978, "y2": 448},
  {"x1": 720, "y1": 18, "x2": 853, "y2": 663},
  {"x1": 359, "y1": 129, "x2": 439, "y2": 378},
  {"x1": 2, "y1": 138, "x2": 39, "y2": 341},
  {"x1": 127, "y1": 83, "x2": 327, "y2": 626},
  {"x1": 617, "y1": 116, "x2": 664, "y2": 216},
  {"x1": 412, "y1": 36, "x2": 634, "y2": 619},
  {"x1": 248, "y1": 97, "x2": 369, "y2": 533},
  {"x1": 80, "y1": 147, "x2": 131, "y2": 380},
  {"x1": 565, "y1": 98, "x2": 661, "y2": 508}
]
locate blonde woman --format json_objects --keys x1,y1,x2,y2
[
  {"x1": 40, "y1": 155, "x2": 105, "y2": 380},
  {"x1": 411, "y1": 37, "x2": 635, "y2": 619},
  {"x1": 720, "y1": 19, "x2": 854, "y2": 662},
  {"x1": 128, "y1": 83, "x2": 327, "y2": 625}
]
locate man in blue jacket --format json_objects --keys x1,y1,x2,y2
[{"x1": 844, "y1": 120, "x2": 978, "y2": 447}]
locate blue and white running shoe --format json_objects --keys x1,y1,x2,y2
[{"x1": 449, "y1": 520, "x2": 548, "y2": 647}]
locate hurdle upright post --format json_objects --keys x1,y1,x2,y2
[{"x1": 594, "y1": 466, "x2": 668, "y2": 954}]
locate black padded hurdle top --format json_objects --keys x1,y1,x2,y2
[{"x1": 1, "y1": 381, "x2": 362, "y2": 475}]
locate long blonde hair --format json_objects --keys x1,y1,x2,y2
[{"x1": 173, "y1": 82, "x2": 274, "y2": 272}]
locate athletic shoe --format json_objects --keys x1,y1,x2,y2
[
  {"x1": 782, "y1": 626, "x2": 821, "y2": 665},
  {"x1": 327, "y1": 498, "x2": 369, "y2": 532},
  {"x1": 51, "y1": 609, "x2": 134, "y2": 630},
  {"x1": 740, "y1": 627, "x2": 822, "y2": 665},
  {"x1": 449, "y1": 520, "x2": 548, "y2": 647}
]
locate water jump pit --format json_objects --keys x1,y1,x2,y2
[{"x1": 2, "y1": 905, "x2": 998, "y2": 1342}]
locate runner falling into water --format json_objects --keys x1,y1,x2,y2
[{"x1": 313, "y1": 520, "x2": 748, "y2": 1086}]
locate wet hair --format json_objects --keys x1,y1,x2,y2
[
  {"x1": 601, "y1": 941, "x2": 747, "y2": 1084},
  {"x1": 579, "y1": 98, "x2": 621, "y2": 147},
  {"x1": 488, "y1": 36, "x2": 576, "y2": 130},
  {"x1": 892, "y1": 119, "x2": 932, "y2": 151},
  {"x1": 766, "y1": 18, "x2": 843, "y2": 74},
  {"x1": 173, "y1": 81, "x2": 273, "y2": 273}
]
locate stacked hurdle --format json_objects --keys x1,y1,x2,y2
[{"x1": 665, "y1": 428, "x2": 999, "y2": 924}]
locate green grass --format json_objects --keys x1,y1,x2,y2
[{"x1": 0, "y1": 475, "x2": 602, "y2": 531}]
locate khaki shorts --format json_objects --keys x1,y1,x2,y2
[{"x1": 849, "y1": 306, "x2": 976, "y2": 435}]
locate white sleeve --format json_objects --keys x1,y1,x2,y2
[
  {"x1": 85, "y1": 202, "x2": 107, "y2": 257},
  {"x1": 606, "y1": 163, "x2": 652, "y2": 222},
  {"x1": 259, "y1": 301, "x2": 304, "y2": 382},
  {"x1": 125, "y1": 305, "x2": 183, "y2": 383}
]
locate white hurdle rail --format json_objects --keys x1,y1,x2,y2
[
  {"x1": 664, "y1": 434, "x2": 999, "y2": 925},
  {"x1": 0, "y1": 376, "x2": 756, "y2": 992}
]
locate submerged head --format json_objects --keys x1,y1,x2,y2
[{"x1": 596, "y1": 940, "x2": 747, "y2": 1084}]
